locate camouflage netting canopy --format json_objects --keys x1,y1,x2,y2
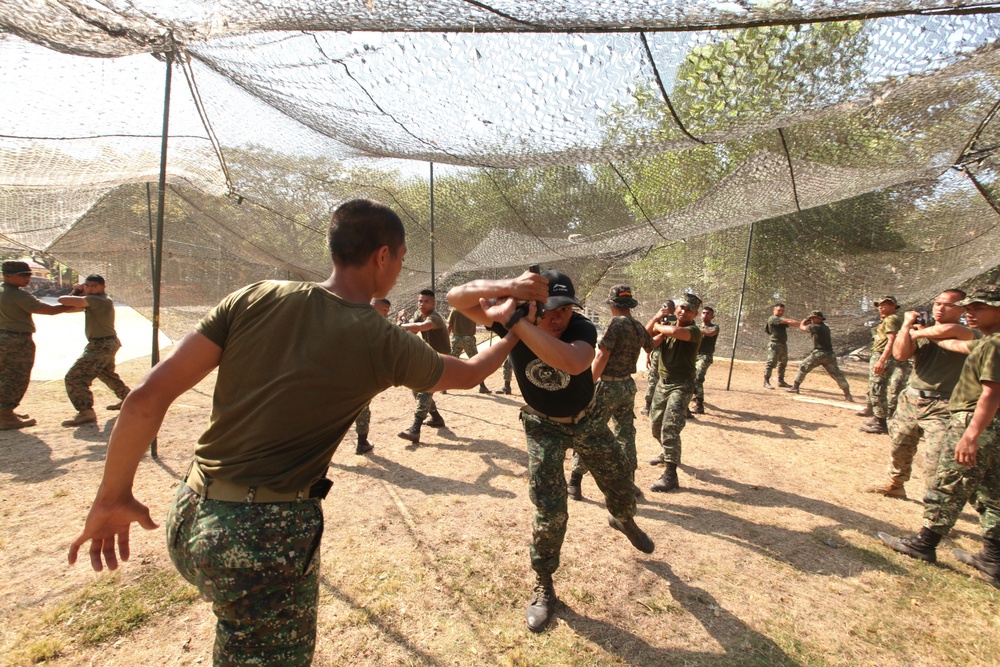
[{"x1": 4, "y1": 1, "x2": 1000, "y2": 358}]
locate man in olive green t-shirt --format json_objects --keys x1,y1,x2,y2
[
  {"x1": 398, "y1": 289, "x2": 453, "y2": 443},
  {"x1": 0, "y1": 260, "x2": 75, "y2": 430},
  {"x1": 786, "y1": 311, "x2": 853, "y2": 401},
  {"x1": 57, "y1": 274, "x2": 131, "y2": 428},
  {"x1": 70, "y1": 199, "x2": 547, "y2": 666},
  {"x1": 860, "y1": 296, "x2": 907, "y2": 434},
  {"x1": 645, "y1": 293, "x2": 703, "y2": 493},
  {"x1": 764, "y1": 303, "x2": 799, "y2": 389}
]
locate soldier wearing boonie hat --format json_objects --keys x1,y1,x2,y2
[
  {"x1": 879, "y1": 285, "x2": 1000, "y2": 587},
  {"x1": 785, "y1": 310, "x2": 853, "y2": 401},
  {"x1": 859, "y1": 295, "x2": 909, "y2": 435},
  {"x1": 1, "y1": 260, "x2": 76, "y2": 430}
]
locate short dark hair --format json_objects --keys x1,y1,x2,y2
[
  {"x1": 85, "y1": 274, "x2": 105, "y2": 285},
  {"x1": 374, "y1": 298, "x2": 391, "y2": 307},
  {"x1": 941, "y1": 288, "x2": 966, "y2": 300},
  {"x1": 664, "y1": 300, "x2": 675, "y2": 308},
  {"x1": 702, "y1": 306, "x2": 714, "y2": 313},
  {"x1": 328, "y1": 199, "x2": 405, "y2": 267},
  {"x1": 418, "y1": 289, "x2": 435, "y2": 299},
  {"x1": 773, "y1": 302, "x2": 785, "y2": 308}
]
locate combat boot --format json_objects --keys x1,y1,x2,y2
[
  {"x1": 608, "y1": 516, "x2": 655, "y2": 553},
  {"x1": 424, "y1": 410, "x2": 446, "y2": 428},
  {"x1": 397, "y1": 417, "x2": 422, "y2": 444},
  {"x1": 495, "y1": 383, "x2": 511, "y2": 395},
  {"x1": 865, "y1": 480, "x2": 906, "y2": 499},
  {"x1": 954, "y1": 538, "x2": 1000, "y2": 585},
  {"x1": 356, "y1": 434, "x2": 374, "y2": 455},
  {"x1": 107, "y1": 389, "x2": 130, "y2": 410},
  {"x1": 878, "y1": 528, "x2": 940, "y2": 563},
  {"x1": 843, "y1": 391, "x2": 854, "y2": 403},
  {"x1": 693, "y1": 397, "x2": 705, "y2": 414},
  {"x1": 859, "y1": 417, "x2": 888, "y2": 434},
  {"x1": 784, "y1": 382, "x2": 800, "y2": 394},
  {"x1": 650, "y1": 463, "x2": 679, "y2": 493},
  {"x1": 61, "y1": 408, "x2": 97, "y2": 427},
  {"x1": 0, "y1": 410, "x2": 36, "y2": 431},
  {"x1": 640, "y1": 398, "x2": 651, "y2": 416},
  {"x1": 857, "y1": 404, "x2": 874, "y2": 417},
  {"x1": 567, "y1": 472, "x2": 583, "y2": 501},
  {"x1": 526, "y1": 573, "x2": 557, "y2": 633},
  {"x1": 648, "y1": 453, "x2": 665, "y2": 466},
  {"x1": 777, "y1": 377, "x2": 793, "y2": 388},
  {"x1": 478, "y1": 382, "x2": 490, "y2": 394},
  {"x1": 763, "y1": 378, "x2": 774, "y2": 389}
]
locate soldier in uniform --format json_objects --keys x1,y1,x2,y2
[
  {"x1": 645, "y1": 293, "x2": 703, "y2": 492},
  {"x1": 448, "y1": 307, "x2": 489, "y2": 394},
  {"x1": 495, "y1": 357, "x2": 514, "y2": 395},
  {"x1": 640, "y1": 300, "x2": 675, "y2": 416},
  {"x1": 352, "y1": 297, "x2": 393, "y2": 455},
  {"x1": 865, "y1": 289, "x2": 976, "y2": 498},
  {"x1": 567, "y1": 285, "x2": 653, "y2": 501},
  {"x1": 57, "y1": 275, "x2": 132, "y2": 427},
  {"x1": 0, "y1": 260, "x2": 75, "y2": 430},
  {"x1": 785, "y1": 311, "x2": 854, "y2": 402},
  {"x1": 448, "y1": 269, "x2": 654, "y2": 633},
  {"x1": 398, "y1": 289, "x2": 453, "y2": 444},
  {"x1": 764, "y1": 303, "x2": 799, "y2": 389},
  {"x1": 691, "y1": 306, "x2": 719, "y2": 415},
  {"x1": 69, "y1": 199, "x2": 538, "y2": 665},
  {"x1": 878, "y1": 286, "x2": 1000, "y2": 588},
  {"x1": 860, "y1": 296, "x2": 904, "y2": 434}
]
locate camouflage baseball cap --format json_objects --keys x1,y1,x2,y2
[
  {"x1": 606, "y1": 285, "x2": 639, "y2": 309},
  {"x1": 675, "y1": 293, "x2": 702, "y2": 311},
  {"x1": 957, "y1": 285, "x2": 1000, "y2": 307},
  {"x1": 875, "y1": 296, "x2": 898, "y2": 306},
  {"x1": 810, "y1": 310, "x2": 825, "y2": 320},
  {"x1": 1, "y1": 260, "x2": 31, "y2": 275}
]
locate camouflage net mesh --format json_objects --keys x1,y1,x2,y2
[{"x1": 3, "y1": 2, "x2": 1000, "y2": 360}]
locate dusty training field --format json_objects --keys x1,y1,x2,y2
[{"x1": 1, "y1": 354, "x2": 998, "y2": 667}]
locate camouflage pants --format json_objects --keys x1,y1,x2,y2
[
  {"x1": 411, "y1": 390, "x2": 437, "y2": 420},
  {"x1": 865, "y1": 355, "x2": 911, "y2": 419},
  {"x1": 572, "y1": 378, "x2": 638, "y2": 477},
  {"x1": 764, "y1": 342, "x2": 788, "y2": 382},
  {"x1": 888, "y1": 360, "x2": 912, "y2": 416},
  {"x1": 355, "y1": 403, "x2": 371, "y2": 436},
  {"x1": 644, "y1": 347, "x2": 661, "y2": 406},
  {"x1": 65, "y1": 337, "x2": 129, "y2": 411},
  {"x1": 793, "y1": 351, "x2": 851, "y2": 394},
  {"x1": 450, "y1": 335, "x2": 478, "y2": 359},
  {"x1": 885, "y1": 390, "x2": 950, "y2": 488},
  {"x1": 923, "y1": 411, "x2": 1000, "y2": 541},
  {"x1": 502, "y1": 357, "x2": 512, "y2": 384},
  {"x1": 649, "y1": 380, "x2": 695, "y2": 465},
  {"x1": 521, "y1": 407, "x2": 636, "y2": 576},
  {"x1": 0, "y1": 332, "x2": 34, "y2": 411},
  {"x1": 167, "y1": 483, "x2": 323, "y2": 666},
  {"x1": 694, "y1": 353, "x2": 714, "y2": 402}
]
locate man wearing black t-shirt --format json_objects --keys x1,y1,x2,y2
[{"x1": 448, "y1": 269, "x2": 654, "y2": 634}]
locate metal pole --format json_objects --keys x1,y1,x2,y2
[
  {"x1": 429, "y1": 161, "x2": 435, "y2": 294},
  {"x1": 149, "y1": 51, "x2": 174, "y2": 457},
  {"x1": 726, "y1": 221, "x2": 754, "y2": 391}
]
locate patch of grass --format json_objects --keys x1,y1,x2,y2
[
  {"x1": 21, "y1": 638, "x2": 64, "y2": 664},
  {"x1": 52, "y1": 489, "x2": 68, "y2": 498}
]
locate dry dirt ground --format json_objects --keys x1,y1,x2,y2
[{"x1": 1, "y1": 354, "x2": 998, "y2": 666}]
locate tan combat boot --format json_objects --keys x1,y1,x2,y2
[
  {"x1": 865, "y1": 480, "x2": 906, "y2": 499},
  {"x1": 62, "y1": 408, "x2": 97, "y2": 427},
  {"x1": 0, "y1": 410, "x2": 36, "y2": 431}
]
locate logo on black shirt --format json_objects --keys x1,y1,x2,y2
[{"x1": 525, "y1": 359, "x2": 570, "y2": 391}]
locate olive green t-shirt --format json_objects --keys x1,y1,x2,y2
[
  {"x1": 447, "y1": 308, "x2": 477, "y2": 337},
  {"x1": 194, "y1": 280, "x2": 444, "y2": 492},
  {"x1": 767, "y1": 315, "x2": 788, "y2": 344},
  {"x1": 872, "y1": 312, "x2": 902, "y2": 354},
  {"x1": 909, "y1": 330, "x2": 982, "y2": 394},
  {"x1": 83, "y1": 293, "x2": 116, "y2": 339},
  {"x1": 949, "y1": 333, "x2": 1000, "y2": 413},
  {"x1": 807, "y1": 322, "x2": 834, "y2": 353},
  {"x1": 416, "y1": 310, "x2": 451, "y2": 354},
  {"x1": 0, "y1": 283, "x2": 43, "y2": 333},
  {"x1": 657, "y1": 324, "x2": 703, "y2": 383}
]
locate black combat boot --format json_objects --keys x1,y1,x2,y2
[
  {"x1": 648, "y1": 453, "x2": 665, "y2": 466},
  {"x1": 608, "y1": 516, "x2": 655, "y2": 553},
  {"x1": 567, "y1": 472, "x2": 583, "y2": 501},
  {"x1": 878, "y1": 528, "x2": 941, "y2": 563},
  {"x1": 763, "y1": 375, "x2": 774, "y2": 389},
  {"x1": 640, "y1": 398, "x2": 652, "y2": 416},
  {"x1": 356, "y1": 433, "x2": 374, "y2": 455},
  {"x1": 859, "y1": 417, "x2": 888, "y2": 434},
  {"x1": 424, "y1": 410, "x2": 446, "y2": 428},
  {"x1": 777, "y1": 376, "x2": 792, "y2": 388},
  {"x1": 397, "y1": 417, "x2": 422, "y2": 443},
  {"x1": 650, "y1": 463, "x2": 679, "y2": 493},
  {"x1": 479, "y1": 382, "x2": 490, "y2": 394},
  {"x1": 693, "y1": 397, "x2": 705, "y2": 414},
  {"x1": 526, "y1": 573, "x2": 557, "y2": 633},
  {"x1": 495, "y1": 383, "x2": 511, "y2": 395},
  {"x1": 843, "y1": 390, "x2": 854, "y2": 403},
  {"x1": 785, "y1": 382, "x2": 800, "y2": 394},
  {"x1": 954, "y1": 537, "x2": 1000, "y2": 585}
]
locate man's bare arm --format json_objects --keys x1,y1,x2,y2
[
  {"x1": 400, "y1": 320, "x2": 435, "y2": 333},
  {"x1": 955, "y1": 381, "x2": 1000, "y2": 466},
  {"x1": 934, "y1": 338, "x2": 974, "y2": 355},
  {"x1": 592, "y1": 344, "x2": 611, "y2": 379},
  {"x1": 653, "y1": 323, "x2": 693, "y2": 341},
  {"x1": 431, "y1": 332, "x2": 518, "y2": 391},
  {"x1": 446, "y1": 272, "x2": 549, "y2": 326}
]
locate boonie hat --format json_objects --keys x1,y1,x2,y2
[
  {"x1": 810, "y1": 310, "x2": 825, "y2": 320},
  {"x1": 675, "y1": 293, "x2": 702, "y2": 311},
  {"x1": 607, "y1": 285, "x2": 639, "y2": 309},
  {"x1": 957, "y1": 285, "x2": 1000, "y2": 307},
  {"x1": 2, "y1": 261, "x2": 31, "y2": 275},
  {"x1": 876, "y1": 296, "x2": 898, "y2": 306},
  {"x1": 541, "y1": 269, "x2": 581, "y2": 310}
]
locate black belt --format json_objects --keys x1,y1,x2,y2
[
  {"x1": 907, "y1": 387, "x2": 950, "y2": 400},
  {"x1": 89, "y1": 335, "x2": 118, "y2": 342},
  {"x1": 0, "y1": 329, "x2": 32, "y2": 336}
]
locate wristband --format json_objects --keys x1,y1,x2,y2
[{"x1": 504, "y1": 303, "x2": 530, "y2": 330}]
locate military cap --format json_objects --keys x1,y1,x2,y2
[
  {"x1": 810, "y1": 310, "x2": 825, "y2": 320},
  {"x1": 875, "y1": 296, "x2": 898, "y2": 306},
  {"x1": 675, "y1": 293, "x2": 702, "y2": 311},
  {"x1": 956, "y1": 285, "x2": 1000, "y2": 307},
  {"x1": 606, "y1": 285, "x2": 639, "y2": 309}
]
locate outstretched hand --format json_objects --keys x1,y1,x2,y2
[{"x1": 68, "y1": 496, "x2": 159, "y2": 572}]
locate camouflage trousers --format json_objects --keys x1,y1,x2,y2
[
  {"x1": 65, "y1": 337, "x2": 129, "y2": 411},
  {"x1": 763, "y1": 342, "x2": 788, "y2": 382},
  {"x1": 0, "y1": 332, "x2": 34, "y2": 411},
  {"x1": 650, "y1": 380, "x2": 695, "y2": 465},
  {"x1": 694, "y1": 353, "x2": 714, "y2": 401},
  {"x1": 923, "y1": 411, "x2": 1000, "y2": 541},
  {"x1": 167, "y1": 483, "x2": 324, "y2": 667},
  {"x1": 572, "y1": 378, "x2": 638, "y2": 477},
  {"x1": 885, "y1": 389, "x2": 950, "y2": 488},
  {"x1": 865, "y1": 356, "x2": 912, "y2": 419},
  {"x1": 521, "y1": 407, "x2": 636, "y2": 576},
  {"x1": 355, "y1": 403, "x2": 371, "y2": 436},
  {"x1": 502, "y1": 357, "x2": 512, "y2": 384},
  {"x1": 644, "y1": 347, "x2": 661, "y2": 406},
  {"x1": 450, "y1": 335, "x2": 478, "y2": 359},
  {"x1": 793, "y1": 351, "x2": 851, "y2": 394},
  {"x1": 411, "y1": 390, "x2": 437, "y2": 420}
]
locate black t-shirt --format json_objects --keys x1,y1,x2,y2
[{"x1": 490, "y1": 312, "x2": 597, "y2": 417}]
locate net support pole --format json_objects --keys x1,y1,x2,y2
[
  {"x1": 726, "y1": 221, "x2": 754, "y2": 391},
  {"x1": 149, "y1": 51, "x2": 174, "y2": 458},
  {"x1": 429, "y1": 161, "x2": 436, "y2": 294}
]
